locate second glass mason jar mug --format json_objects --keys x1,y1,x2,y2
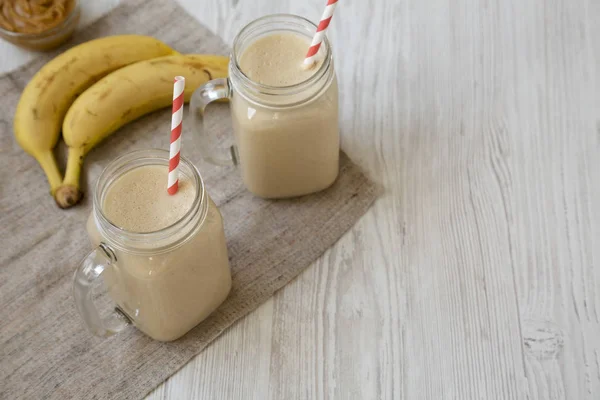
[
  {"x1": 73, "y1": 150, "x2": 232, "y2": 342},
  {"x1": 190, "y1": 14, "x2": 340, "y2": 199}
]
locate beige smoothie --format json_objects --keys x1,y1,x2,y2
[
  {"x1": 86, "y1": 165, "x2": 231, "y2": 341},
  {"x1": 232, "y1": 32, "x2": 339, "y2": 198}
]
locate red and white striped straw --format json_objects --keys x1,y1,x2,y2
[
  {"x1": 303, "y1": 0, "x2": 338, "y2": 68},
  {"x1": 168, "y1": 76, "x2": 185, "y2": 195}
]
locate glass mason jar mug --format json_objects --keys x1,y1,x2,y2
[
  {"x1": 190, "y1": 14, "x2": 340, "y2": 199},
  {"x1": 73, "y1": 150, "x2": 232, "y2": 342}
]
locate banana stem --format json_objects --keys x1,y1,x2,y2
[
  {"x1": 63, "y1": 147, "x2": 85, "y2": 187},
  {"x1": 54, "y1": 147, "x2": 85, "y2": 208},
  {"x1": 37, "y1": 150, "x2": 63, "y2": 194}
]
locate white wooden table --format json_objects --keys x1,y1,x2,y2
[{"x1": 2, "y1": 1, "x2": 598, "y2": 399}]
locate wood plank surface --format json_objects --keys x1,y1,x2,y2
[{"x1": 1, "y1": 0, "x2": 598, "y2": 399}]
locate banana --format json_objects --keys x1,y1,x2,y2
[
  {"x1": 13, "y1": 35, "x2": 176, "y2": 205},
  {"x1": 55, "y1": 54, "x2": 229, "y2": 208}
]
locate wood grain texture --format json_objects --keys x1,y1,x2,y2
[{"x1": 1, "y1": 0, "x2": 598, "y2": 399}]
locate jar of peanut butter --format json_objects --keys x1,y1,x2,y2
[{"x1": 0, "y1": 0, "x2": 80, "y2": 51}]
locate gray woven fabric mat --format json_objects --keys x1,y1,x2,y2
[{"x1": 0, "y1": 1, "x2": 380, "y2": 399}]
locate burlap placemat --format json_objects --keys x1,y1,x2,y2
[{"x1": 0, "y1": 1, "x2": 380, "y2": 399}]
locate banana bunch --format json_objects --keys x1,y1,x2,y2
[
  {"x1": 56, "y1": 54, "x2": 228, "y2": 207},
  {"x1": 14, "y1": 35, "x2": 175, "y2": 199},
  {"x1": 13, "y1": 35, "x2": 229, "y2": 208}
]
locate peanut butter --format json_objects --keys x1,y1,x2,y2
[{"x1": 0, "y1": 0, "x2": 75, "y2": 34}]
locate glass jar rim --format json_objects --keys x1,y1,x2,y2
[
  {"x1": 92, "y1": 149, "x2": 207, "y2": 252},
  {"x1": 229, "y1": 13, "x2": 333, "y2": 98}
]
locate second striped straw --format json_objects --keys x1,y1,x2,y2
[{"x1": 303, "y1": 0, "x2": 339, "y2": 68}]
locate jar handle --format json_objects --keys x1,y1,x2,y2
[
  {"x1": 72, "y1": 243, "x2": 130, "y2": 337},
  {"x1": 189, "y1": 78, "x2": 237, "y2": 166}
]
